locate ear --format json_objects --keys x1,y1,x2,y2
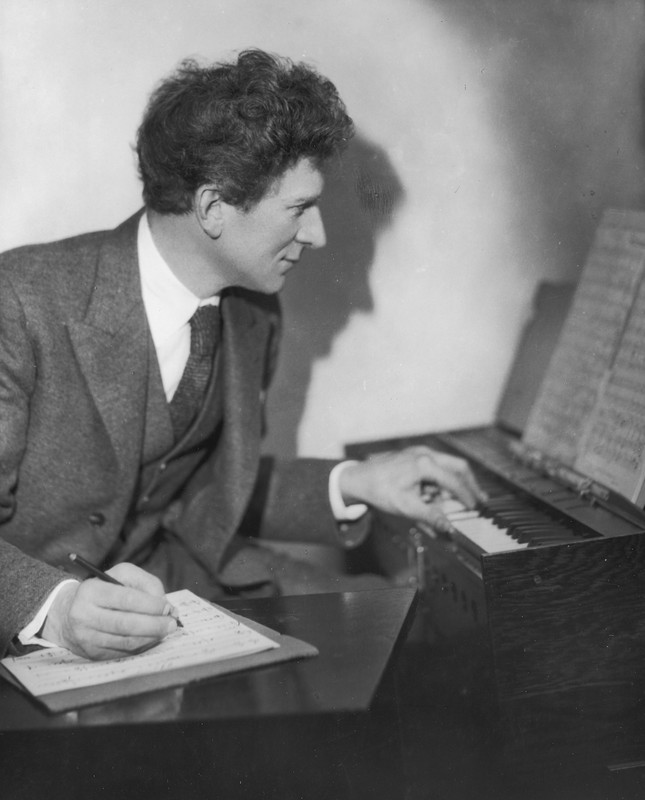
[{"x1": 194, "y1": 186, "x2": 225, "y2": 239}]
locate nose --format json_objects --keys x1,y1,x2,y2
[{"x1": 296, "y1": 206, "x2": 326, "y2": 249}]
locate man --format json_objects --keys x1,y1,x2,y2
[{"x1": 0, "y1": 49, "x2": 483, "y2": 661}]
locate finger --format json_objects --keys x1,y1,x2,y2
[
  {"x1": 78, "y1": 579, "x2": 170, "y2": 618},
  {"x1": 104, "y1": 565, "x2": 183, "y2": 625},
  {"x1": 436, "y1": 454, "x2": 488, "y2": 504},
  {"x1": 107, "y1": 563, "x2": 166, "y2": 597},
  {"x1": 420, "y1": 451, "x2": 485, "y2": 507},
  {"x1": 414, "y1": 453, "x2": 477, "y2": 508},
  {"x1": 444, "y1": 468, "x2": 482, "y2": 507},
  {"x1": 90, "y1": 605, "x2": 178, "y2": 638},
  {"x1": 420, "y1": 481, "x2": 443, "y2": 503},
  {"x1": 412, "y1": 504, "x2": 459, "y2": 547},
  {"x1": 417, "y1": 503, "x2": 459, "y2": 541},
  {"x1": 63, "y1": 596, "x2": 178, "y2": 660}
]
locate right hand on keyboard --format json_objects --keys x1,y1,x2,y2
[{"x1": 338, "y1": 445, "x2": 487, "y2": 538}]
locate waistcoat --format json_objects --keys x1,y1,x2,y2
[{"x1": 110, "y1": 341, "x2": 223, "y2": 565}]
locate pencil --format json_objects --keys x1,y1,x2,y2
[{"x1": 68, "y1": 552, "x2": 183, "y2": 627}]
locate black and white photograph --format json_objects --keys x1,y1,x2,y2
[{"x1": 1, "y1": 2, "x2": 645, "y2": 798}]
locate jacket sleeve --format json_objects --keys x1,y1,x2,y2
[
  {"x1": 240, "y1": 455, "x2": 370, "y2": 549},
  {"x1": 239, "y1": 296, "x2": 370, "y2": 549},
  {"x1": 0, "y1": 271, "x2": 70, "y2": 656}
]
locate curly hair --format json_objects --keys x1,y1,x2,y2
[{"x1": 136, "y1": 49, "x2": 355, "y2": 214}]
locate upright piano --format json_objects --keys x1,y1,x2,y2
[{"x1": 347, "y1": 210, "x2": 645, "y2": 759}]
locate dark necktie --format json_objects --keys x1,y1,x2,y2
[{"x1": 169, "y1": 304, "x2": 221, "y2": 438}]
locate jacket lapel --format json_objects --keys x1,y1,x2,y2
[
  {"x1": 67, "y1": 212, "x2": 151, "y2": 481},
  {"x1": 218, "y1": 290, "x2": 265, "y2": 491},
  {"x1": 180, "y1": 290, "x2": 268, "y2": 569}
]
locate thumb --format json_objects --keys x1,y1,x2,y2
[{"x1": 417, "y1": 504, "x2": 459, "y2": 542}]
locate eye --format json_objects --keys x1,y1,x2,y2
[{"x1": 291, "y1": 200, "x2": 318, "y2": 218}]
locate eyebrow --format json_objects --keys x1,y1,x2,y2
[{"x1": 288, "y1": 194, "x2": 321, "y2": 207}]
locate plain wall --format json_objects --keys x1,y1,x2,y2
[{"x1": 2, "y1": 0, "x2": 644, "y2": 458}]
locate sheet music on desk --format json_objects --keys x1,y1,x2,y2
[
  {"x1": 2, "y1": 590, "x2": 277, "y2": 697},
  {"x1": 523, "y1": 209, "x2": 645, "y2": 504},
  {"x1": 0, "y1": 590, "x2": 317, "y2": 713}
]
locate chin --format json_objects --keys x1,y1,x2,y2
[
  {"x1": 269, "y1": 273, "x2": 288, "y2": 292},
  {"x1": 252, "y1": 279, "x2": 285, "y2": 295}
]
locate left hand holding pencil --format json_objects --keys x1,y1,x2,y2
[{"x1": 42, "y1": 563, "x2": 178, "y2": 661}]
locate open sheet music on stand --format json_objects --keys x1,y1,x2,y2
[{"x1": 522, "y1": 208, "x2": 645, "y2": 505}]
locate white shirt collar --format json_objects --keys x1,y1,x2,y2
[{"x1": 137, "y1": 212, "x2": 219, "y2": 345}]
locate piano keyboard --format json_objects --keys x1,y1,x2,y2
[
  {"x1": 345, "y1": 426, "x2": 645, "y2": 639},
  {"x1": 425, "y1": 471, "x2": 595, "y2": 557},
  {"x1": 345, "y1": 426, "x2": 645, "y2": 728},
  {"x1": 441, "y1": 502, "x2": 528, "y2": 553}
]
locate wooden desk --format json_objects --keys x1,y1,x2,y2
[
  {"x1": 5, "y1": 585, "x2": 645, "y2": 799},
  {"x1": 0, "y1": 588, "x2": 416, "y2": 800}
]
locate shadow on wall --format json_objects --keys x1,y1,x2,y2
[{"x1": 263, "y1": 133, "x2": 405, "y2": 458}]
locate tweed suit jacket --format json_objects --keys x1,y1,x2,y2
[{"x1": 0, "y1": 212, "x2": 351, "y2": 655}]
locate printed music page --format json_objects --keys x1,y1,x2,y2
[
  {"x1": 523, "y1": 209, "x2": 645, "y2": 471},
  {"x1": 575, "y1": 273, "x2": 645, "y2": 503}
]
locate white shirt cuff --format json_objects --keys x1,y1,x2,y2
[
  {"x1": 17, "y1": 579, "x2": 79, "y2": 648},
  {"x1": 329, "y1": 461, "x2": 368, "y2": 521}
]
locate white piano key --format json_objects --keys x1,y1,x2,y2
[
  {"x1": 450, "y1": 514, "x2": 528, "y2": 553},
  {"x1": 439, "y1": 498, "x2": 468, "y2": 514}
]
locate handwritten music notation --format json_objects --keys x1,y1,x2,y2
[{"x1": 1, "y1": 590, "x2": 278, "y2": 698}]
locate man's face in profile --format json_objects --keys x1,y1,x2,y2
[{"x1": 215, "y1": 157, "x2": 327, "y2": 294}]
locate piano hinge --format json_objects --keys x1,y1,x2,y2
[{"x1": 508, "y1": 440, "x2": 610, "y2": 502}]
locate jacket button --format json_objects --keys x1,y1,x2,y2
[{"x1": 88, "y1": 512, "x2": 106, "y2": 527}]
